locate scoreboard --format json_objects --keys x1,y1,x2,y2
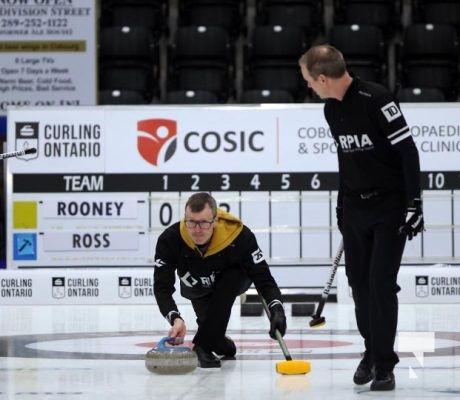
[{"x1": 6, "y1": 104, "x2": 460, "y2": 269}]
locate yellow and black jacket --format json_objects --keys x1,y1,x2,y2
[{"x1": 153, "y1": 208, "x2": 282, "y2": 319}]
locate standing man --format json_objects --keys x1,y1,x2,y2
[
  {"x1": 299, "y1": 45, "x2": 424, "y2": 391},
  {"x1": 153, "y1": 192, "x2": 287, "y2": 369}
]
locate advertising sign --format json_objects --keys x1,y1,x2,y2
[{"x1": 0, "y1": 0, "x2": 97, "y2": 111}]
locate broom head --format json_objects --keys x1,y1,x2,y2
[
  {"x1": 276, "y1": 359, "x2": 311, "y2": 375},
  {"x1": 309, "y1": 315, "x2": 326, "y2": 328}
]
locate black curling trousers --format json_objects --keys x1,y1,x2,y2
[
  {"x1": 191, "y1": 267, "x2": 251, "y2": 352},
  {"x1": 342, "y1": 192, "x2": 407, "y2": 371}
]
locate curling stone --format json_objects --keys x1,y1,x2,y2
[{"x1": 145, "y1": 336, "x2": 198, "y2": 374}]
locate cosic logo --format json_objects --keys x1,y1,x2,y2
[
  {"x1": 137, "y1": 119, "x2": 177, "y2": 166},
  {"x1": 137, "y1": 118, "x2": 264, "y2": 166},
  {"x1": 184, "y1": 131, "x2": 264, "y2": 153}
]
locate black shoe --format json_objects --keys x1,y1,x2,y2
[
  {"x1": 193, "y1": 345, "x2": 221, "y2": 369},
  {"x1": 353, "y1": 355, "x2": 375, "y2": 385},
  {"x1": 214, "y1": 336, "x2": 236, "y2": 358},
  {"x1": 370, "y1": 369, "x2": 395, "y2": 391}
]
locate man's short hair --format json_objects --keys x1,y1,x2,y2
[
  {"x1": 299, "y1": 44, "x2": 347, "y2": 80},
  {"x1": 185, "y1": 192, "x2": 217, "y2": 217}
]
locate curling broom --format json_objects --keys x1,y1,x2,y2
[
  {"x1": 0, "y1": 148, "x2": 37, "y2": 160},
  {"x1": 259, "y1": 295, "x2": 311, "y2": 375},
  {"x1": 310, "y1": 239, "x2": 344, "y2": 328}
]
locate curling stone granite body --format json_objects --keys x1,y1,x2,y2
[{"x1": 145, "y1": 336, "x2": 198, "y2": 374}]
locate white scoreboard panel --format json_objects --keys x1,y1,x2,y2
[{"x1": 6, "y1": 105, "x2": 460, "y2": 269}]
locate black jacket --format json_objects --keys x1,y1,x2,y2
[
  {"x1": 325, "y1": 77, "x2": 421, "y2": 206},
  {"x1": 153, "y1": 209, "x2": 282, "y2": 319}
]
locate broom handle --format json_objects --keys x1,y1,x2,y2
[
  {"x1": 260, "y1": 295, "x2": 292, "y2": 362},
  {"x1": 314, "y1": 239, "x2": 344, "y2": 317},
  {"x1": 275, "y1": 330, "x2": 292, "y2": 361}
]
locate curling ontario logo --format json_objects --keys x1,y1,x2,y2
[
  {"x1": 137, "y1": 119, "x2": 177, "y2": 166},
  {"x1": 415, "y1": 275, "x2": 429, "y2": 298},
  {"x1": 52, "y1": 277, "x2": 66, "y2": 299},
  {"x1": 15, "y1": 122, "x2": 39, "y2": 161},
  {"x1": 118, "y1": 276, "x2": 132, "y2": 298}
]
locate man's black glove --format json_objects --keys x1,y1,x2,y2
[
  {"x1": 268, "y1": 301, "x2": 286, "y2": 339},
  {"x1": 336, "y1": 206, "x2": 343, "y2": 234},
  {"x1": 399, "y1": 198, "x2": 424, "y2": 240}
]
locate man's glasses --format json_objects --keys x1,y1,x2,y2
[{"x1": 184, "y1": 218, "x2": 215, "y2": 229}]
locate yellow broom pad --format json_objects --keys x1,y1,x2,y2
[{"x1": 276, "y1": 359, "x2": 311, "y2": 375}]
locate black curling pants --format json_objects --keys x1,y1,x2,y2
[
  {"x1": 342, "y1": 192, "x2": 407, "y2": 371},
  {"x1": 191, "y1": 267, "x2": 251, "y2": 352}
]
